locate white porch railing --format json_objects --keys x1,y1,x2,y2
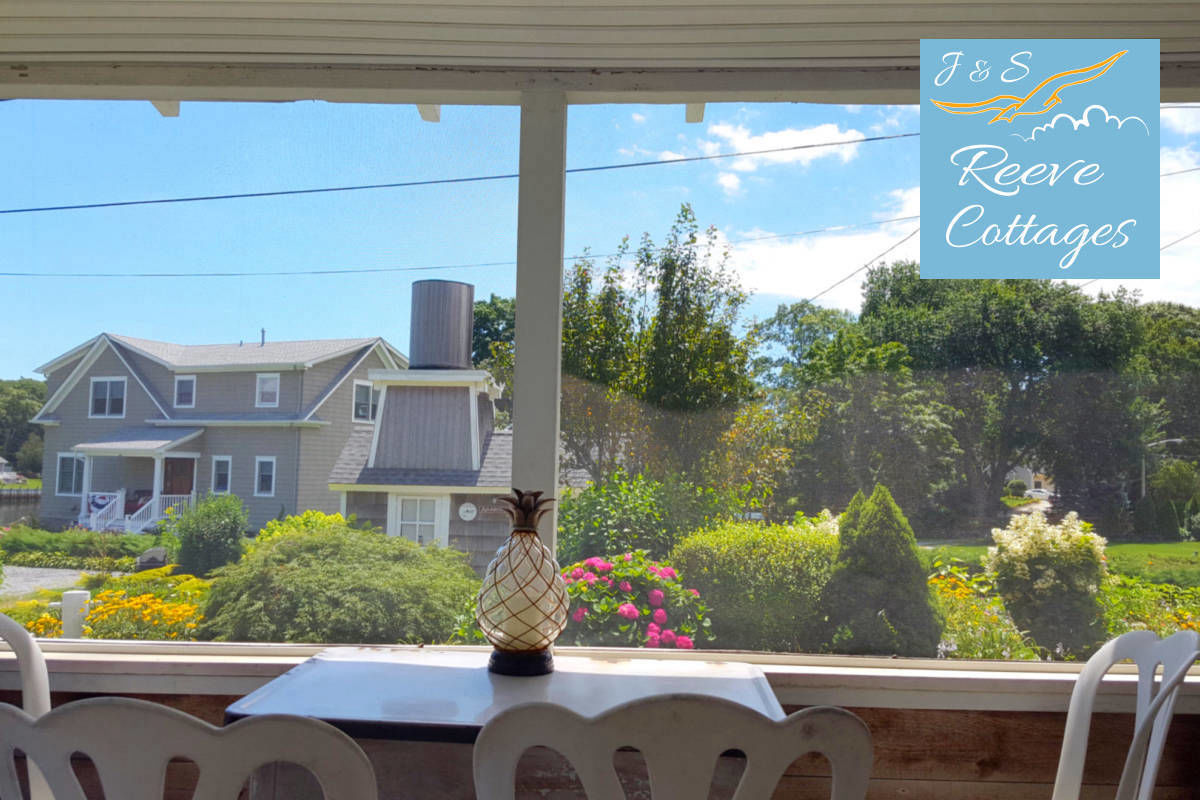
[
  {"x1": 121, "y1": 493, "x2": 194, "y2": 533},
  {"x1": 83, "y1": 490, "x2": 124, "y2": 532}
]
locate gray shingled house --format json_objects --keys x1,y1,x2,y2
[
  {"x1": 330, "y1": 280, "x2": 518, "y2": 573},
  {"x1": 32, "y1": 332, "x2": 406, "y2": 531}
]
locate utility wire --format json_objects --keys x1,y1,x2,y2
[
  {"x1": 805, "y1": 227, "x2": 921, "y2": 303},
  {"x1": 1077, "y1": 225, "x2": 1200, "y2": 288},
  {"x1": 0, "y1": 214, "x2": 920, "y2": 278},
  {"x1": 0, "y1": 132, "x2": 917, "y2": 216}
]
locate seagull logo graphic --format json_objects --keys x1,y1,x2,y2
[{"x1": 930, "y1": 50, "x2": 1127, "y2": 124}]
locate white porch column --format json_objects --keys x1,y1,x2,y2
[
  {"x1": 511, "y1": 91, "x2": 567, "y2": 553},
  {"x1": 78, "y1": 454, "x2": 91, "y2": 524},
  {"x1": 151, "y1": 454, "x2": 164, "y2": 515}
]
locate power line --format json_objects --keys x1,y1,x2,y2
[
  {"x1": 1077, "y1": 225, "x2": 1200, "y2": 288},
  {"x1": 0, "y1": 132, "x2": 918, "y2": 216},
  {"x1": 805, "y1": 227, "x2": 920, "y2": 303},
  {"x1": 1160, "y1": 165, "x2": 1200, "y2": 178},
  {"x1": 0, "y1": 214, "x2": 921, "y2": 278}
]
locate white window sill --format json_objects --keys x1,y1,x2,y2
[{"x1": 1, "y1": 642, "x2": 1196, "y2": 714}]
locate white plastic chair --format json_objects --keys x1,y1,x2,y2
[
  {"x1": 473, "y1": 694, "x2": 872, "y2": 800},
  {"x1": 1052, "y1": 630, "x2": 1200, "y2": 800},
  {"x1": 0, "y1": 611, "x2": 52, "y2": 799},
  {"x1": 0, "y1": 696, "x2": 379, "y2": 800}
]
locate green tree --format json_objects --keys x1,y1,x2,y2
[
  {"x1": 775, "y1": 327, "x2": 960, "y2": 529},
  {"x1": 823, "y1": 485, "x2": 942, "y2": 656},
  {"x1": 755, "y1": 300, "x2": 854, "y2": 389},
  {"x1": 15, "y1": 432, "x2": 42, "y2": 476},
  {"x1": 859, "y1": 263, "x2": 1145, "y2": 528},
  {"x1": 472, "y1": 293, "x2": 516, "y2": 366},
  {"x1": 0, "y1": 378, "x2": 46, "y2": 466}
]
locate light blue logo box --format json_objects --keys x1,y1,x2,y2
[{"x1": 920, "y1": 39, "x2": 1159, "y2": 279}]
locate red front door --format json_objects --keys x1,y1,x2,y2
[{"x1": 162, "y1": 458, "x2": 195, "y2": 495}]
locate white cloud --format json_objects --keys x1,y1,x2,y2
[
  {"x1": 1162, "y1": 106, "x2": 1200, "y2": 136},
  {"x1": 702, "y1": 122, "x2": 865, "y2": 172},
  {"x1": 618, "y1": 144, "x2": 653, "y2": 157},
  {"x1": 842, "y1": 105, "x2": 863, "y2": 114},
  {"x1": 717, "y1": 172, "x2": 742, "y2": 196},
  {"x1": 631, "y1": 112, "x2": 647, "y2": 124},
  {"x1": 1072, "y1": 145, "x2": 1200, "y2": 305},
  {"x1": 720, "y1": 188, "x2": 921, "y2": 311},
  {"x1": 658, "y1": 150, "x2": 687, "y2": 162}
]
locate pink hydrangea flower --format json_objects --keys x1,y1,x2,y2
[
  {"x1": 676, "y1": 635, "x2": 694, "y2": 649},
  {"x1": 600, "y1": 576, "x2": 614, "y2": 587},
  {"x1": 571, "y1": 567, "x2": 584, "y2": 579},
  {"x1": 571, "y1": 607, "x2": 588, "y2": 623},
  {"x1": 623, "y1": 553, "x2": 633, "y2": 561},
  {"x1": 688, "y1": 588, "x2": 700, "y2": 597},
  {"x1": 647, "y1": 589, "x2": 664, "y2": 607},
  {"x1": 617, "y1": 603, "x2": 640, "y2": 620},
  {"x1": 619, "y1": 581, "x2": 633, "y2": 592},
  {"x1": 645, "y1": 634, "x2": 661, "y2": 648},
  {"x1": 658, "y1": 567, "x2": 677, "y2": 579},
  {"x1": 660, "y1": 629, "x2": 677, "y2": 646},
  {"x1": 563, "y1": 577, "x2": 574, "y2": 584},
  {"x1": 647, "y1": 622, "x2": 661, "y2": 635},
  {"x1": 582, "y1": 571, "x2": 596, "y2": 582},
  {"x1": 584, "y1": 556, "x2": 602, "y2": 568},
  {"x1": 652, "y1": 608, "x2": 667, "y2": 625}
]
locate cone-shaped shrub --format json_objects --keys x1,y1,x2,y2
[{"x1": 823, "y1": 484, "x2": 942, "y2": 656}]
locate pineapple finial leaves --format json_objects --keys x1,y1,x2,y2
[{"x1": 498, "y1": 488, "x2": 555, "y2": 529}]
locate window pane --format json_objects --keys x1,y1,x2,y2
[
  {"x1": 354, "y1": 384, "x2": 371, "y2": 420},
  {"x1": 177, "y1": 379, "x2": 194, "y2": 405},
  {"x1": 401, "y1": 498, "x2": 417, "y2": 521},
  {"x1": 58, "y1": 457, "x2": 73, "y2": 494},
  {"x1": 371, "y1": 388, "x2": 381, "y2": 419},
  {"x1": 74, "y1": 458, "x2": 84, "y2": 494},
  {"x1": 418, "y1": 499, "x2": 436, "y2": 523},
  {"x1": 91, "y1": 381, "x2": 107, "y2": 415},
  {"x1": 257, "y1": 460, "x2": 274, "y2": 494},
  {"x1": 108, "y1": 380, "x2": 124, "y2": 415},
  {"x1": 214, "y1": 460, "x2": 230, "y2": 492},
  {"x1": 258, "y1": 375, "x2": 279, "y2": 405}
]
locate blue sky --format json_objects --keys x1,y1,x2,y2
[{"x1": 1, "y1": 98, "x2": 1197, "y2": 380}]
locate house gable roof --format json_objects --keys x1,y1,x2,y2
[
  {"x1": 106, "y1": 334, "x2": 407, "y2": 372},
  {"x1": 32, "y1": 334, "x2": 170, "y2": 423}
]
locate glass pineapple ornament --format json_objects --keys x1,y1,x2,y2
[{"x1": 475, "y1": 489, "x2": 569, "y2": 675}]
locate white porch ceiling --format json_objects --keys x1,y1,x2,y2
[{"x1": 1, "y1": 2, "x2": 1199, "y2": 102}]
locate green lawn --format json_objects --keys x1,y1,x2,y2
[
  {"x1": 1001, "y1": 495, "x2": 1037, "y2": 508},
  {"x1": 919, "y1": 540, "x2": 1200, "y2": 587},
  {"x1": 0, "y1": 478, "x2": 41, "y2": 490}
]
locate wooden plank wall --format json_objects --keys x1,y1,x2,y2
[{"x1": 3, "y1": 691, "x2": 1198, "y2": 799}]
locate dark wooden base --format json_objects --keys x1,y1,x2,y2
[{"x1": 488, "y1": 648, "x2": 554, "y2": 676}]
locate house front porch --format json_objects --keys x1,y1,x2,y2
[{"x1": 72, "y1": 427, "x2": 204, "y2": 533}]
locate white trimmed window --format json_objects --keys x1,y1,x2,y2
[
  {"x1": 352, "y1": 380, "x2": 381, "y2": 422},
  {"x1": 254, "y1": 456, "x2": 276, "y2": 497},
  {"x1": 397, "y1": 497, "x2": 437, "y2": 544},
  {"x1": 256, "y1": 373, "x2": 280, "y2": 408},
  {"x1": 56, "y1": 453, "x2": 85, "y2": 496},
  {"x1": 174, "y1": 375, "x2": 196, "y2": 408},
  {"x1": 211, "y1": 456, "x2": 232, "y2": 495},
  {"x1": 89, "y1": 377, "x2": 126, "y2": 418}
]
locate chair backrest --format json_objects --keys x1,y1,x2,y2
[
  {"x1": 1, "y1": 611, "x2": 53, "y2": 800},
  {"x1": 473, "y1": 694, "x2": 872, "y2": 800},
  {"x1": 0, "y1": 696, "x2": 379, "y2": 800},
  {"x1": 0, "y1": 612, "x2": 50, "y2": 718},
  {"x1": 1052, "y1": 630, "x2": 1200, "y2": 800}
]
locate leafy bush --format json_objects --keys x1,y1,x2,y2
[
  {"x1": 2, "y1": 551, "x2": 136, "y2": 572},
  {"x1": 928, "y1": 559, "x2": 1039, "y2": 660},
  {"x1": 557, "y1": 470, "x2": 737, "y2": 564},
  {"x1": 671, "y1": 515, "x2": 838, "y2": 652},
  {"x1": 0, "y1": 526, "x2": 147, "y2": 559},
  {"x1": 986, "y1": 511, "x2": 1107, "y2": 658},
  {"x1": 173, "y1": 494, "x2": 249, "y2": 576},
  {"x1": 1101, "y1": 574, "x2": 1200, "y2": 638},
  {"x1": 200, "y1": 516, "x2": 478, "y2": 643},
  {"x1": 1005, "y1": 479, "x2": 1028, "y2": 497},
  {"x1": 823, "y1": 486, "x2": 942, "y2": 657},
  {"x1": 558, "y1": 551, "x2": 710, "y2": 649}
]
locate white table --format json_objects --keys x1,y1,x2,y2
[{"x1": 227, "y1": 646, "x2": 784, "y2": 742}]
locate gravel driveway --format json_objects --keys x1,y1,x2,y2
[{"x1": 0, "y1": 566, "x2": 86, "y2": 598}]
